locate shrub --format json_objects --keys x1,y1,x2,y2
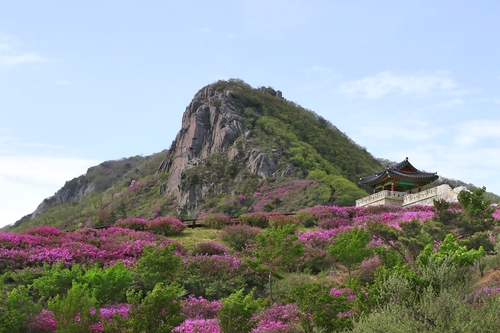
[
  {"x1": 79, "y1": 260, "x2": 134, "y2": 304},
  {"x1": 295, "y1": 211, "x2": 317, "y2": 228},
  {"x1": 114, "y1": 218, "x2": 147, "y2": 231},
  {"x1": 180, "y1": 295, "x2": 222, "y2": 320},
  {"x1": 123, "y1": 282, "x2": 186, "y2": 333},
  {"x1": 48, "y1": 282, "x2": 100, "y2": 333},
  {"x1": 192, "y1": 242, "x2": 229, "y2": 256},
  {"x1": 251, "y1": 303, "x2": 306, "y2": 333},
  {"x1": 199, "y1": 214, "x2": 231, "y2": 230},
  {"x1": 218, "y1": 289, "x2": 260, "y2": 333},
  {"x1": 318, "y1": 217, "x2": 351, "y2": 230},
  {"x1": 240, "y1": 212, "x2": 269, "y2": 228},
  {"x1": 220, "y1": 225, "x2": 261, "y2": 252},
  {"x1": 268, "y1": 215, "x2": 299, "y2": 229},
  {"x1": 136, "y1": 244, "x2": 182, "y2": 290},
  {"x1": 147, "y1": 217, "x2": 185, "y2": 236}
]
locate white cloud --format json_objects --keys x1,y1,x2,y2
[
  {"x1": 435, "y1": 98, "x2": 464, "y2": 109},
  {"x1": 339, "y1": 70, "x2": 462, "y2": 99},
  {"x1": 454, "y1": 120, "x2": 500, "y2": 148},
  {"x1": 0, "y1": 155, "x2": 99, "y2": 227},
  {"x1": 0, "y1": 52, "x2": 52, "y2": 66}
]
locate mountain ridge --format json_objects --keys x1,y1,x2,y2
[{"x1": 5, "y1": 79, "x2": 499, "y2": 231}]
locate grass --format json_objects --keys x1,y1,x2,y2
[{"x1": 169, "y1": 228, "x2": 222, "y2": 251}]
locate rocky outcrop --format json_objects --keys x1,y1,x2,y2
[{"x1": 157, "y1": 83, "x2": 283, "y2": 208}]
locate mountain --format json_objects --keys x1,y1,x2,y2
[{"x1": 5, "y1": 79, "x2": 498, "y2": 232}]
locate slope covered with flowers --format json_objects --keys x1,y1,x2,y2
[{"x1": 1, "y1": 192, "x2": 500, "y2": 332}]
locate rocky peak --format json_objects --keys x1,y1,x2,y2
[{"x1": 157, "y1": 81, "x2": 285, "y2": 209}]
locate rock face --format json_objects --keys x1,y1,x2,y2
[{"x1": 157, "y1": 84, "x2": 282, "y2": 208}]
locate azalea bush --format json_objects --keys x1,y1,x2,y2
[
  {"x1": 200, "y1": 213, "x2": 231, "y2": 230},
  {"x1": 191, "y1": 242, "x2": 229, "y2": 256},
  {"x1": 220, "y1": 224, "x2": 261, "y2": 251},
  {"x1": 114, "y1": 218, "x2": 147, "y2": 231},
  {"x1": 146, "y1": 216, "x2": 185, "y2": 236},
  {"x1": 240, "y1": 212, "x2": 270, "y2": 228}
]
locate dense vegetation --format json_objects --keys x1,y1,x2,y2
[{"x1": 2, "y1": 188, "x2": 500, "y2": 332}]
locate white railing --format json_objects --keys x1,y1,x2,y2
[
  {"x1": 403, "y1": 187, "x2": 438, "y2": 206},
  {"x1": 356, "y1": 190, "x2": 406, "y2": 207}
]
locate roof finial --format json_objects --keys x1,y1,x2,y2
[{"x1": 405, "y1": 157, "x2": 408, "y2": 160}]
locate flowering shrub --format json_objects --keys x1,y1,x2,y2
[
  {"x1": 251, "y1": 303, "x2": 307, "y2": 333},
  {"x1": 240, "y1": 212, "x2": 269, "y2": 228},
  {"x1": 192, "y1": 242, "x2": 229, "y2": 256},
  {"x1": 318, "y1": 217, "x2": 352, "y2": 230},
  {"x1": 180, "y1": 254, "x2": 252, "y2": 299},
  {"x1": 199, "y1": 213, "x2": 231, "y2": 230},
  {"x1": 22, "y1": 226, "x2": 62, "y2": 238},
  {"x1": 147, "y1": 216, "x2": 186, "y2": 236},
  {"x1": 114, "y1": 218, "x2": 147, "y2": 231},
  {"x1": 173, "y1": 318, "x2": 221, "y2": 333},
  {"x1": 220, "y1": 225, "x2": 261, "y2": 251},
  {"x1": 294, "y1": 211, "x2": 317, "y2": 228},
  {"x1": 354, "y1": 256, "x2": 382, "y2": 284},
  {"x1": 268, "y1": 215, "x2": 299, "y2": 229},
  {"x1": 181, "y1": 295, "x2": 222, "y2": 319}
]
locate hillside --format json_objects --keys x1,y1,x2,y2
[{"x1": 5, "y1": 79, "x2": 498, "y2": 232}]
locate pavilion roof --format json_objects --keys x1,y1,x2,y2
[{"x1": 359, "y1": 157, "x2": 439, "y2": 187}]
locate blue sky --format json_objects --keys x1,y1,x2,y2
[{"x1": 1, "y1": 1, "x2": 499, "y2": 227}]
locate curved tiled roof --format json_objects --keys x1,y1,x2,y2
[{"x1": 359, "y1": 157, "x2": 438, "y2": 187}]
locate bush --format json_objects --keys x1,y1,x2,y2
[
  {"x1": 191, "y1": 242, "x2": 228, "y2": 256},
  {"x1": 295, "y1": 211, "x2": 317, "y2": 228},
  {"x1": 114, "y1": 218, "x2": 147, "y2": 231},
  {"x1": 121, "y1": 282, "x2": 186, "y2": 333},
  {"x1": 240, "y1": 212, "x2": 269, "y2": 228},
  {"x1": 136, "y1": 244, "x2": 182, "y2": 290},
  {"x1": 147, "y1": 217, "x2": 185, "y2": 236},
  {"x1": 220, "y1": 225, "x2": 261, "y2": 252},
  {"x1": 79, "y1": 260, "x2": 134, "y2": 304},
  {"x1": 318, "y1": 217, "x2": 351, "y2": 230},
  {"x1": 199, "y1": 213, "x2": 231, "y2": 230},
  {"x1": 48, "y1": 282, "x2": 100, "y2": 333},
  {"x1": 268, "y1": 215, "x2": 299, "y2": 229},
  {"x1": 218, "y1": 289, "x2": 260, "y2": 333}
]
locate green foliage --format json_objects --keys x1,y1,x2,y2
[
  {"x1": 48, "y1": 282, "x2": 100, "y2": 333},
  {"x1": 218, "y1": 288, "x2": 261, "y2": 333},
  {"x1": 418, "y1": 234, "x2": 484, "y2": 268},
  {"x1": 32, "y1": 262, "x2": 83, "y2": 301},
  {"x1": 200, "y1": 213, "x2": 231, "y2": 230},
  {"x1": 248, "y1": 224, "x2": 304, "y2": 302},
  {"x1": 328, "y1": 226, "x2": 372, "y2": 276},
  {"x1": 240, "y1": 212, "x2": 269, "y2": 228},
  {"x1": 353, "y1": 282, "x2": 500, "y2": 333},
  {"x1": 290, "y1": 283, "x2": 355, "y2": 332},
  {"x1": 126, "y1": 282, "x2": 185, "y2": 333},
  {"x1": 79, "y1": 260, "x2": 134, "y2": 304},
  {"x1": 136, "y1": 244, "x2": 181, "y2": 290},
  {"x1": 295, "y1": 211, "x2": 318, "y2": 228},
  {"x1": 0, "y1": 285, "x2": 41, "y2": 333}
]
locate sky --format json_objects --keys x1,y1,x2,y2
[{"x1": 1, "y1": 1, "x2": 499, "y2": 227}]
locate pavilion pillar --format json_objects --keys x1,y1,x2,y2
[
  {"x1": 418, "y1": 187, "x2": 421, "y2": 193},
  {"x1": 391, "y1": 183, "x2": 394, "y2": 192}
]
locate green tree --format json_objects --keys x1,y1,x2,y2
[
  {"x1": 218, "y1": 289, "x2": 261, "y2": 333},
  {"x1": 247, "y1": 224, "x2": 303, "y2": 303},
  {"x1": 80, "y1": 260, "x2": 134, "y2": 304},
  {"x1": 136, "y1": 244, "x2": 181, "y2": 290},
  {"x1": 328, "y1": 226, "x2": 372, "y2": 276},
  {"x1": 0, "y1": 285, "x2": 41, "y2": 333},
  {"x1": 120, "y1": 282, "x2": 186, "y2": 333},
  {"x1": 48, "y1": 282, "x2": 100, "y2": 333}
]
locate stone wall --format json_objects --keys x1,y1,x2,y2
[{"x1": 356, "y1": 185, "x2": 467, "y2": 208}]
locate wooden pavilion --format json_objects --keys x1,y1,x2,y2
[{"x1": 359, "y1": 157, "x2": 439, "y2": 194}]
